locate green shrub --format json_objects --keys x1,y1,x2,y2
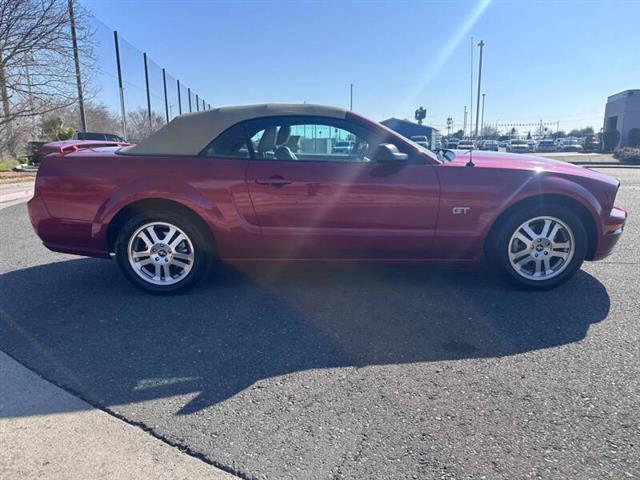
[
  {"x1": 603, "y1": 129, "x2": 620, "y2": 152},
  {"x1": 614, "y1": 147, "x2": 640, "y2": 164},
  {"x1": 628, "y1": 128, "x2": 640, "y2": 148},
  {"x1": 0, "y1": 158, "x2": 21, "y2": 172}
]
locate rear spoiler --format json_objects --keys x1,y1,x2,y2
[{"x1": 40, "y1": 140, "x2": 132, "y2": 156}]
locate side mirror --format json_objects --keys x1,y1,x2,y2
[{"x1": 374, "y1": 143, "x2": 409, "y2": 162}]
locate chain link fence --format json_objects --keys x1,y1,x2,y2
[{"x1": 75, "y1": 13, "x2": 211, "y2": 143}]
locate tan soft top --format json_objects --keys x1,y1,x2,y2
[{"x1": 119, "y1": 103, "x2": 348, "y2": 156}]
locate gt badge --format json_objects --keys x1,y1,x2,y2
[{"x1": 452, "y1": 207, "x2": 471, "y2": 215}]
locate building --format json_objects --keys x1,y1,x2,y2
[
  {"x1": 380, "y1": 118, "x2": 441, "y2": 148},
  {"x1": 604, "y1": 89, "x2": 640, "y2": 148}
]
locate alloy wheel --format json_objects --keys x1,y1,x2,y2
[
  {"x1": 507, "y1": 215, "x2": 575, "y2": 281},
  {"x1": 127, "y1": 222, "x2": 195, "y2": 286}
]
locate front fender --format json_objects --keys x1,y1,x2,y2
[{"x1": 489, "y1": 172, "x2": 604, "y2": 236}]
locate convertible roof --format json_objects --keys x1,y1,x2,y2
[{"x1": 119, "y1": 103, "x2": 348, "y2": 156}]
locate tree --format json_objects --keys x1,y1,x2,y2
[
  {"x1": 627, "y1": 128, "x2": 640, "y2": 148},
  {"x1": 60, "y1": 102, "x2": 121, "y2": 134},
  {"x1": 126, "y1": 107, "x2": 165, "y2": 143},
  {"x1": 0, "y1": 0, "x2": 94, "y2": 155},
  {"x1": 452, "y1": 129, "x2": 464, "y2": 139},
  {"x1": 481, "y1": 125, "x2": 499, "y2": 139},
  {"x1": 568, "y1": 127, "x2": 595, "y2": 137},
  {"x1": 603, "y1": 129, "x2": 620, "y2": 152},
  {"x1": 39, "y1": 115, "x2": 73, "y2": 140},
  {"x1": 552, "y1": 130, "x2": 566, "y2": 140}
]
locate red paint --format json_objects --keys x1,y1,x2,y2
[{"x1": 28, "y1": 115, "x2": 626, "y2": 265}]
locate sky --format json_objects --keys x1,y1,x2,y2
[{"x1": 81, "y1": 0, "x2": 640, "y2": 135}]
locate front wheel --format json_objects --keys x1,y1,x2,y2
[
  {"x1": 487, "y1": 205, "x2": 587, "y2": 289},
  {"x1": 115, "y1": 210, "x2": 211, "y2": 294}
]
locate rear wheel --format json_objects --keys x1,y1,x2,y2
[
  {"x1": 487, "y1": 205, "x2": 587, "y2": 289},
  {"x1": 115, "y1": 210, "x2": 210, "y2": 294}
]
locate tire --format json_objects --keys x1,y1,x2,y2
[
  {"x1": 114, "y1": 209, "x2": 212, "y2": 294},
  {"x1": 486, "y1": 204, "x2": 587, "y2": 289}
]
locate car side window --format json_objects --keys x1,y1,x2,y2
[
  {"x1": 200, "y1": 123, "x2": 250, "y2": 158},
  {"x1": 246, "y1": 117, "x2": 371, "y2": 163}
]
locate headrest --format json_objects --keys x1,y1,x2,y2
[
  {"x1": 276, "y1": 125, "x2": 291, "y2": 145},
  {"x1": 257, "y1": 126, "x2": 277, "y2": 153}
]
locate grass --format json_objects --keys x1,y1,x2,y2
[{"x1": 0, "y1": 158, "x2": 20, "y2": 172}]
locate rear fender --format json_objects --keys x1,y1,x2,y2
[{"x1": 91, "y1": 176, "x2": 222, "y2": 247}]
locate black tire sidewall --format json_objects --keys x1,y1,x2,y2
[
  {"x1": 115, "y1": 210, "x2": 210, "y2": 294},
  {"x1": 488, "y1": 204, "x2": 587, "y2": 289}
]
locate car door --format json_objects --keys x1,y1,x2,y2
[{"x1": 244, "y1": 116, "x2": 441, "y2": 258}]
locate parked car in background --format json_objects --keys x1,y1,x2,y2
[
  {"x1": 26, "y1": 141, "x2": 47, "y2": 165},
  {"x1": 562, "y1": 141, "x2": 584, "y2": 152},
  {"x1": 480, "y1": 140, "x2": 499, "y2": 151},
  {"x1": 507, "y1": 139, "x2": 530, "y2": 153},
  {"x1": 537, "y1": 139, "x2": 557, "y2": 152},
  {"x1": 446, "y1": 138, "x2": 460, "y2": 148},
  {"x1": 73, "y1": 131, "x2": 127, "y2": 142},
  {"x1": 527, "y1": 139, "x2": 537, "y2": 152},
  {"x1": 410, "y1": 135, "x2": 430, "y2": 149},
  {"x1": 457, "y1": 140, "x2": 475, "y2": 150},
  {"x1": 583, "y1": 135, "x2": 600, "y2": 152},
  {"x1": 28, "y1": 103, "x2": 626, "y2": 293},
  {"x1": 499, "y1": 140, "x2": 510, "y2": 148},
  {"x1": 332, "y1": 141, "x2": 353, "y2": 154},
  {"x1": 554, "y1": 138, "x2": 566, "y2": 149}
]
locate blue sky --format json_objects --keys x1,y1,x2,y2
[{"x1": 82, "y1": 0, "x2": 640, "y2": 134}]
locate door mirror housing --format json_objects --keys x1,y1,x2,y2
[{"x1": 374, "y1": 143, "x2": 409, "y2": 162}]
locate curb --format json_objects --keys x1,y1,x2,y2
[{"x1": 0, "y1": 188, "x2": 33, "y2": 204}]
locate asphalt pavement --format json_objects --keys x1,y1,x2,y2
[{"x1": 0, "y1": 167, "x2": 638, "y2": 479}]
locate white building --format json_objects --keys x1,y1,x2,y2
[{"x1": 604, "y1": 89, "x2": 640, "y2": 148}]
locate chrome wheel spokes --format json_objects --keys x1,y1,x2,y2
[
  {"x1": 508, "y1": 216, "x2": 575, "y2": 281},
  {"x1": 127, "y1": 222, "x2": 195, "y2": 286}
]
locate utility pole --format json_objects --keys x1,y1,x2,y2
[
  {"x1": 446, "y1": 117, "x2": 453, "y2": 137},
  {"x1": 474, "y1": 40, "x2": 484, "y2": 138},
  {"x1": 349, "y1": 83, "x2": 353, "y2": 111},
  {"x1": 480, "y1": 93, "x2": 485, "y2": 138},
  {"x1": 68, "y1": 0, "x2": 86, "y2": 132},
  {"x1": 470, "y1": 36, "x2": 474, "y2": 140},
  {"x1": 463, "y1": 106, "x2": 468, "y2": 137}
]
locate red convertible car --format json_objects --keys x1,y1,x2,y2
[{"x1": 28, "y1": 104, "x2": 626, "y2": 293}]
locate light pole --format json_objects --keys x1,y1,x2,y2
[
  {"x1": 349, "y1": 83, "x2": 353, "y2": 111},
  {"x1": 474, "y1": 40, "x2": 484, "y2": 138},
  {"x1": 463, "y1": 106, "x2": 468, "y2": 137},
  {"x1": 480, "y1": 93, "x2": 485, "y2": 138},
  {"x1": 446, "y1": 117, "x2": 453, "y2": 137}
]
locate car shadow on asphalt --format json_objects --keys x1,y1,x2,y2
[{"x1": 0, "y1": 258, "x2": 610, "y2": 417}]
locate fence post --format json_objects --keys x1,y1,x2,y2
[
  {"x1": 177, "y1": 79, "x2": 182, "y2": 115},
  {"x1": 113, "y1": 31, "x2": 127, "y2": 138},
  {"x1": 143, "y1": 52, "x2": 152, "y2": 131},
  {"x1": 68, "y1": 0, "x2": 86, "y2": 132},
  {"x1": 188, "y1": 88, "x2": 192, "y2": 113},
  {"x1": 162, "y1": 68, "x2": 169, "y2": 123}
]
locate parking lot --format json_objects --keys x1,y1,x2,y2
[{"x1": 0, "y1": 167, "x2": 638, "y2": 479}]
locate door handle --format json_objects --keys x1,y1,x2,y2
[{"x1": 255, "y1": 176, "x2": 293, "y2": 187}]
